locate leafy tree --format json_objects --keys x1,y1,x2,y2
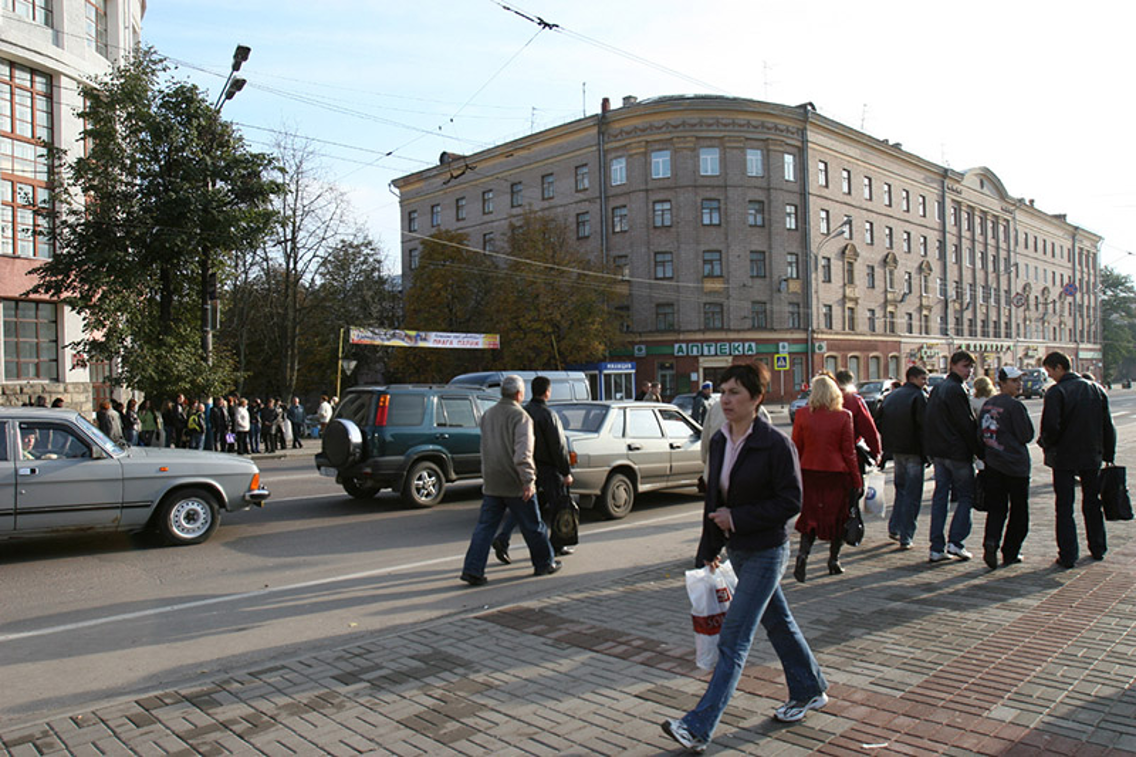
[
  {"x1": 1101, "y1": 266, "x2": 1136, "y2": 381},
  {"x1": 26, "y1": 48, "x2": 279, "y2": 398}
]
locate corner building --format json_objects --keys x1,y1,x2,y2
[
  {"x1": 0, "y1": 0, "x2": 144, "y2": 407},
  {"x1": 393, "y1": 96, "x2": 1102, "y2": 402}
]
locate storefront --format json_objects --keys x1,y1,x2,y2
[{"x1": 575, "y1": 361, "x2": 637, "y2": 401}]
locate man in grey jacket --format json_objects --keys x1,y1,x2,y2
[{"x1": 460, "y1": 375, "x2": 560, "y2": 585}]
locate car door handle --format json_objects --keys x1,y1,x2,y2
[
  {"x1": 627, "y1": 443, "x2": 642, "y2": 451},
  {"x1": 670, "y1": 442, "x2": 683, "y2": 449},
  {"x1": 18, "y1": 467, "x2": 38, "y2": 476},
  {"x1": 435, "y1": 433, "x2": 450, "y2": 440}
]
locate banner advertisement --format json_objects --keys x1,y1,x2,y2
[{"x1": 350, "y1": 328, "x2": 500, "y2": 350}]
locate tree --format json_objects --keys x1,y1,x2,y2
[
  {"x1": 1101, "y1": 266, "x2": 1136, "y2": 381},
  {"x1": 27, "y1": 48, "x2": 279, "y2": 398}
]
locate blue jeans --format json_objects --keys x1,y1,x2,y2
[
  {"x1": 682, "y1": 542, "x2": 827, "y2": 742},
  {"x1": 929, "y1": 457, "x2": 974, "y2": 553},
  {"x1": 462, "y1": 494, "x2": 556, "y2": 577},
  {"x1": 888, "y1": 454, "x2": 925, "y2": 546}
]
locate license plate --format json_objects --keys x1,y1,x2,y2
[{"x1": 319, "y1": 466, "x2": 337, "y2": 477}]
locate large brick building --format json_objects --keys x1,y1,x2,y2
[
  {"x1": 0, "y1": 0, "x2": 144, "y2": 407},
  {"x1": 393, "y1": 95, "x2": 1102, "y2": 402}
]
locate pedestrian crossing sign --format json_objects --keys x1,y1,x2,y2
[{"x1": 774, "y1": 354, "x2": 789, "y2": 370}]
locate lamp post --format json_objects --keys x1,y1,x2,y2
[
  {"x1": 202, "y1": 44, "x2": 250, "y2": 367},
  {"x1": 807, "y1": 217, "x2": 853, "y2": 377}
]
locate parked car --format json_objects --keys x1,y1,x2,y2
[
  {"x1": 552, "y1": 401, "x2": 702, "y2": 519},
  {"x1": 927, "y1": 373, "x2": 949, "y2": 394},
  {"x1": 858, "y1": 379, "x2": 898, "y2": 417},
  {"x1": 316, "y1": 384, "x2": 499, "y2": 506},
  {"x1": 670, "y1": 392, "x2": 720, "y2": 417},
  {"x1": 1, "y1": 407, "x2": 269, "y2": 546},
  {"x1": 1020, "y1": 368, "x2": 1053, "y2": 399},
  {"x1": 448, "y1": 371, "x2": 591, "y2": 401},
  {"x1": 789, "y1": 390, "x2": 810, "y2": 424}
]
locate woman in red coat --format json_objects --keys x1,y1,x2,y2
[{"x1": 791, "y1": 375, "x2": 863, "y2": 581}]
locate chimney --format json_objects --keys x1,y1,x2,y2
[
  {"x1": 622, "y1": 95, "x2": 638, "y2": 107},
  {"x1": 601, "y1": 97, "x2": 610, "y2": 114}
]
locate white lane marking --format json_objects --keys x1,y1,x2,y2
[{"x1": 0, "y1": 507, "x2": 702, "y2": 643}]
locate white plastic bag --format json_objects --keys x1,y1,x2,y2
[
  {"x1": 863, "y1": 469, "x2": 887, "y2": 517},
  {"x1": 685, "y1": 560, "x2": 738, "y2": 671}
]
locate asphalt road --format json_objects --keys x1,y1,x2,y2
[{"x1": 3, "y1": 388, "x2": 1135, "y2": 729}]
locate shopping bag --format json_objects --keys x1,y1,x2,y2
[
  {"x1": 1100, "y1": 466, "x2": 1134, "y2": 521},
  {"x1": 685, "y1": 560, "x2": 738, "y2": 671},
  {"x1": 548, "y1": 492, "x2": 580, "y2": 546},
  {"x1": 844, "y1": 490, "x2": 865, "y2": 547},
  {"x1": 863, "y1": 470, "x2": 887, "y2": 517}
]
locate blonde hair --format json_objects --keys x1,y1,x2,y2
[
  {"x1": 974, "y1": 376, "x2": 995, "y2": 399},
  {"x1": 808, "y1": 375, "x2": 844, "y2": 412}
]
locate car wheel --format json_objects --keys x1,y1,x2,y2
[
  {"x1": 342, "y1": 476, "x2": 380, "y2": 499},
  {"x1": 154, "y1": 487, "x2": 219, "y2": 546},
  {"x1": 402, "y1": 460, "x2": 445, "y2": 507},
  {"x1": 599, "y1": 472, "x2": 635, "y2": 519}
]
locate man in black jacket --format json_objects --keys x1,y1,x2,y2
[
  {"x1": 924, "y1": 351, "x2": 980, "y2": 562},
  {"x1": 877, "y1": 365, "x2": 928, "y2": 550},
  {"x1": 1040, "y1": 351, "x2": 1117, "y2": 568},
  {"x1": 492, "y1": 375, "x2": 576, "y2": 561}
]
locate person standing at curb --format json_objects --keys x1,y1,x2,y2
[
  {"x1": 460, "y1": 375, "x2": 560, "y2": 586},
  {"x1": 287, "y1": 397, "x2": 306, "y2": 449},
  {"x1": 977, "y1": 366, "x2": 1034, "y2": 570},
  {"x1": 924, "y1": 350, "x2": 980, "y2": 563},
  {"x1": 877, "y1": 365, "x2": 929, "y2": 550},
  {"x1": 1039, "y1": 351, "x2": 1116, "y2": 569},
  {"x1": 691, "y1": 381, "x2": 714, "y2": 425},
  {"x1": 662, "y1": 363, "x2": 828, "y2": 754}
]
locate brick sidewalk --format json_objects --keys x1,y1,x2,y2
[{"x1": 4, "y1": 480, "x2": 1136, "y2": 754}]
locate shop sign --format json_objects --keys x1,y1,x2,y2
[{"x1": 674, "y1": 341, "x2": 758, "y2": 357}]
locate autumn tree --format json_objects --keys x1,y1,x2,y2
[{"x1": 1101, "y1": 266, "x2": 1136, "y2": 381}]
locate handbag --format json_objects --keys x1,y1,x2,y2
[
  {"x1": 1100, "y1": 465, "x2": 1134, "y2": 521},
  {"x1": 844, "y1": 489, "x2": 865, "y2": 547},
  {"x1": 685, "y1": 560, "x2": 738, "y2": 670},
  {"x1": 863, "y1": 469, "x2": 887, "y2": 517},
  {"x1": 225, "y1": 431, "x2": 236, "y2": 444},
  {"x1": 972, "y1": 469, "x2": 988, "y2": 512},
  {"x1": 549, "y1": 491, "x2": 580, "y2": 546}
]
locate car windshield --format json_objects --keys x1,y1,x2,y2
[
  {"x1": 553, "y1": 404, "x2": 609, "y2": 432},
  {"x1": 859, "y1": 382, "x2": 883, "y2": 393},
  {"x1": 75, "y1": 413, "x2": 126, "y2": 456}
]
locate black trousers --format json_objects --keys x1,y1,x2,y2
[
  {"x1": 982, "y1": 467, "x2": 1029, "y2": 561},
  {"x1": 1052, "y1": 468, "x2": 1106, "y2": 564}
]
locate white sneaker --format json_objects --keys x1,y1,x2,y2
[
  {"x1": 928, "y1": 550, "x2": 950, "y2": 562},
  {"x1": 774, "y1": 691, "x2": 829, "y2": 722},
  {"x1": 946, "y1": 544, "x2": 973, "y2": 561},
  {"x1": 662, "y1": 719, "x2": 708, "y2": 753}
]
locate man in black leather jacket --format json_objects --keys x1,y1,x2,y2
[
  {"x1": 1040, "y1": 351, "x2": 1117, "y2": 568},
  {"x1": 877, "y1": 365, "x2": 928, "y2": 550}
]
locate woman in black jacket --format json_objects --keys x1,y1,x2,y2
[{"x1": 662, "y1": 363, "x2": 828, "y2": 752}]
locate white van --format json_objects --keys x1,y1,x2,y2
[{"x1": 448, "y1": 371, "x2": 591, "y2": 402}]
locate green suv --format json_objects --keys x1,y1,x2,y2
[{"x1": 315, "y1": 385, "x2": 498, "y2": 506}]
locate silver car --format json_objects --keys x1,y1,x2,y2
[
  {"x1": 553, "y1": 401, "x2": 702, "y2": 519},
  {"x1": 1, "y1": 408, "x2": 269, "y2": 546}
]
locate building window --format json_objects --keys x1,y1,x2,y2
[
  {"x1": 919, "y1": 235, "x2": 928, "y2": 257},
  {"x1": 785, "y1": 204, "x2": 798, "y2": 230},
  {"x1": 886, "y1": 268, "x2": 896, "y2": 291},
  {"x1": 747, "y1": 200, "x2": 764, "y2": 227},
  {"x1": 746, "y1": 148, "x2": 764, "y2": 177},
  {"x1": 903, "y1": 231, "x2": 911, "y2": 254},
  {"x1": 575, "y1": 164, "x2": 589, "y2": 191},
  {"x1": 408, "y1": 248, "x2": 419, "y2": 270},
  {"x1": 510, "y1": 182, "x2": 523, "y2": 208},
  {"x1": 868, "y1": 309, "x2": 877, "y2": 331},
  {"x1": 783, "y1": 153, "x2": 796, "y2": 182},
  {"x1": 883, "y1": 183, "x2": 892, "y2": 207},
  {"x1": 845, "y1": 261, "x2": 855, "y2": 285},
  {"x1": 918, "y1": 194, "x2": 927, "y2": 217},
  {"x1": 750, "y1": 250, "x2": 766, "y2": 278},
  {"x1": 430, "y1": 203, "x2": 440, "y2": 227},
  {"x1": 610, "y1": 156, "x2": 626, "y2": 185},
  {"x1": 820, "y1": 208, "x2": 830, "y2": 234},
  {"x1": 85, "y1": 0, "x2": 108, "y2": 58},
  {"x1": 842, "y1": 215, "x2": 853, "y2": 238},
  {"x1": 901, "y1": 189, "x2": 910, "y2": 212},
  {"x1": 576, "y1": 212, "x2": 591, "y2": 239},
  {"x1": 866, "y1": 265, "x2": 876, "y2": 289},
  {"x1": 455, "y1": 196, "x2": 466, "y2": 221},
  {"x1": 904, "y1": 271, "x2": 912, "y2": 295},
  {"x1": 863, "y1": 176, "x2": 873, "y2": 201},
  {"x1": 841, "y1": 168, "x2": 851, "y2": 194},
  {"x1": 612, "y1": 205, "x2": 629, "y2": 233},
  {"x1": 788, "y1": 302, "x2": 801, "y2": 329},
  {"x1": 884, "y1": 226, "x2": 894, "y2": 249},
  {"x1": 786, "y1": 252, "x2": 800, "y2": 279},
  {"x1": 702, "y1": 198, "x2": 721, "y2": 226},
  {"x1": 704, "y1": 302, "x2": 724, "y2": 330},
  {"x1": 823, "y1": 305, "x2": 833, "y2": 329},
  {"x1": 482, "y1": 232, "x2": 494, "y2": 252},
  {"x1": 541, "y1": 173, "x2": 555, "y2": 200},
  {"x1": 887, "y1": 310, "x2": 897, "y2": 334},
  {"x1": 864, "y1": 221, "x2": 875, "y2": 245},
  {"x1": 700, "y1": 147, "x2": 720, "y2": 176},
  {"x1": 654, "y1": 251, "x2": 673, "y2": 279},
  {"x1": 751, "y1": 301, "x2": 768, "y2": 328},
  {"x1": 650, "y1": 149, "x2": 671, "y2": 179},
  {"x1": 482, "y1": 189, "x2": 493, "y2": 214},
  {"x1": 655, "y1": 303, "x2": 675, "y2": 331},
  {"x1": 647, "y1": 200, "x2": 670, "y2": 228},
  {"x1": 3, "y1": 299, "x2": 58, "y2": 380},
  {"x1": 821, "y1": 257, "x2": 832, "y2": 283},
  {"x1": 407, "y1": 209, "x2": 418, "y2": 233},
  {"x1": 922, "y1": 313, "x2": 931, "y2": 335},
  {"x1": 9, "y1": 0, "x2": 53, "y2": 25},
  {"x1": 613, "y1": 254, "x2": 629, "y2": 279},
  {"x1": 817, "y1": 160, "x2": 828, "y2": 187},
  {"x1": 702, "y1": 250, "x2": 723, "y2": 278},
  {"x1": 846, "y1": 307, "x2": 856, "y2": 331}
]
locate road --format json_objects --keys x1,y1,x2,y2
[{"x1": 3, "y1": 388, "x2": 1135, "y2": 729}]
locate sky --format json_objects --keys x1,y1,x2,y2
[{"x1": 140, "y1": 0, "x2": 1136, "y2": 279}]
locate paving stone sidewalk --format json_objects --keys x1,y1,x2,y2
[{"x1": 4, "y1": 474, "x2": 1136, "y2": 755}]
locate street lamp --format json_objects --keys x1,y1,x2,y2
[{"x1": 806, "y1": 217, "x2": 853, "y2": 376}]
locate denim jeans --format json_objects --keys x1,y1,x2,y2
[
  {"x1": 888, "y1": 454, "x2": 925, "y2": 546},
  {"x1": 1053, "y1": 468, "x2": 1106, "y2": 564},
  {"x1": 929, "y1": 457, "x2": 974, "y2": 553},
  {"x1": 462, "y1": 494, "x2": 556, "y2": 577},
  {"x1": 681, "y1": 542, "x2": 827, "y2": 742}
]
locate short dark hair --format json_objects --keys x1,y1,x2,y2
[
  {"x1": 720, "y1": 362, "x2": 768, "y2": 399},
  {"x1": 950, "y1": 350, "x2": 975, "y2": 366},
  {"x1": 1043, "y1": 351, "x2": 1071, "y2": 371},
  {"x1": 531, "y1": 375, "x2": 551, "y2": 397},
  {"x1": 906, "y1": 365, "x2": 929, "y2": 381},
  {"x1": 834, "y1": 370, "x2": 854, "y2": 387}
]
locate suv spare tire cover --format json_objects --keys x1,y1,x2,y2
[{"x1": 323, "y1": 418, "x2": 363, "y2": 468}]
